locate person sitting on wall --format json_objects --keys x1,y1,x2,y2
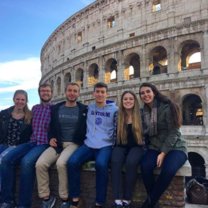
[
  {"x1": 1, "y1": 83, "x2": 53, "y2": 208},
  {"x1": 36, "y1": 82, "x2": 87, "y2": 208},
  {"x1": 139, "y1": 83, "x2": 188, "y2": 208},
  {"x1": 67, "y1": 82, "x2": 118, "y2": 208},
  {"x1": 0, "y1": 90, "x2": 33, "y2": 192},
  {"x1": 111, "y1": 90, "x2": 145, "y2": 208}
]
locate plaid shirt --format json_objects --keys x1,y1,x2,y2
[{"x1": 30, "y1": 103, "x2": 54, "y2": 145}]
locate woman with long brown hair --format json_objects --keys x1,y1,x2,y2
[
  {"x1": 139, "y1": 83, "x2": 187, "y2": 208},
  {"x1": 111, "y1": 90, "x2": 144, "y2": 208}
]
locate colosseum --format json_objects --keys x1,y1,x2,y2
[{"x1": 40, "y1": 0, "x2": 208, "y2": 178}]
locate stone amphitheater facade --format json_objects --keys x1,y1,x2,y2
[{"x1": 40, "y1": 0, "x2": 208, "y2": 177}]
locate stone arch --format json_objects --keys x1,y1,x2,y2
[
  {"x1": 178, "y1": 40, "x2": 201, "y2": 71},
  {"x1": 182, "y1": 94, "x2": 203, "y2": 125},
  {"x1": 124, "y1": 53, "x2": 140, "y2": 79},
  {"x1": 56, "y1": 77, "x2": 61, "y2": 95},
  {"x1": 75, "y1": 68, "x2": 84, "y2": 87},
  {"x1": 88, "y1": 63, "x2": 99, "y2": 87},
  {"x1": 64, "y1": 72, "x2": 71, "y2": 88},
  {"x1": 188, "y1": 152, "x2": 205, "y2": 179},
  {"x1": 105, "y1": 58, "x2": 117, "y2": 83},
  {"x1": 149, "y1": 46, "x2": 168, "y2": 75}
]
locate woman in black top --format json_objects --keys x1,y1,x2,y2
[
  {"x1": 111, "y1": 91, "x2": 144, "y2": 208},
  {"x1": 0, "y1": 90, "x2": 33, "y2": 188}
]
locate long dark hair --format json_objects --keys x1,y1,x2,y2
[
  {"x1": 117, "y1": 90, "x2": 143, "y2": 145},
  {"x1": 139, "y1": 83, "x2": 182, "y2": 128}
]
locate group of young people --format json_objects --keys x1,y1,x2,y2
[{"x1": 0, "y1": 81, "x2": 188, "y2": 208}]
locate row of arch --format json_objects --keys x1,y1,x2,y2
[
  {"x1": 48, "y1": 39, "x2": 201, "y2": 89},
  {"x1": 50, "y1": 72, "x2": 203, "y2": 127}
]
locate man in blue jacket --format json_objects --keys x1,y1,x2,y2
[
  {"x1": 67, "y1": 82, "x2": 118, "y2": 208},
  {"x1": 36, "y1": 82, "x2": 87, "y2": 208}
]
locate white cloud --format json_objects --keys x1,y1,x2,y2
[
  {"x1": 0, "y1": 104, "x2": 10, "y2": 110},
  {"x1": 0, "y1": 58, "x2": 41, "y2": 93}
]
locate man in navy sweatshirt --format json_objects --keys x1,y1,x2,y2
[{"x1": 67, "y1": 82, "x2": 118, "y2": 208}]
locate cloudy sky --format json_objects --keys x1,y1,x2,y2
[{"x1": 0, "y1": 0, "x2": 95, "y2": 111}]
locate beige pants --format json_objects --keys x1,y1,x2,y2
[{"x1": 36, "y1": 142, "x2": 78, "y2": 199}]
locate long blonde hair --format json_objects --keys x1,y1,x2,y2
[
  {"x1": 117, "y1": 91, "x2": 143, "y2": 145},
  {"x1": 13, "y1": 90, "x2": 33, "y2": 124}
]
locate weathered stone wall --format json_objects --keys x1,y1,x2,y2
[
  {"x1": 16, "y1": 162, "x2": 190, "y2": 208},
  {"x1": 40, "y1": 0, "x2": 208, "y2": 177}
]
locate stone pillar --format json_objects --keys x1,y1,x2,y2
[
  {"x1": 54, "y1": 75, "x2": 58, "y2": 97},
  {"x1": 201, "y1": 31, "x2": 208, "y2": 70},
  {"x1": 140, "y1": 44, "x2": 149, "y2": 77},
  {"x1": 71, "y1": 66, "x2": 75, "y2": 82},
  {"x1": 98, "y1": 55, "x2": 105, "y2": 82},
  {"x1": 174, "y1": 52, "x2": 180, "y2": 71},
  {"x1": 61, "y1": 71, "x2": 65, "y2": 95},
  {"x1": 51, "y1": 76, "x2": 55, "y2": 99},
  {"x1": 205, "y1": 163, "x2": 208, "y2": 178},
  {"x1": 204, "y1": 84, "x2": 208, "y2": 135},
  {"x1": 83, "y1": 61, "x2": 88, "y2": 88},
  {"x1": 117, "y1": 50, "x2": 125, "y2": 83},
  {"x1": 167, "y1": 38, "x2": 177, "y2": 73},
  {"x1": 167, "y1": 0, "x2": 175, "y2": 27}
]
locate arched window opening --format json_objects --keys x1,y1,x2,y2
[
  {"x1": 149, "y1": 46, "x2": 168, "y2": 75},
  {"x1": 64, "y1": 73, "x2": 71, "y2": 87},
  {"x1": 50, "y1": 80, "x2": 54, "y2": 92},
  {"x1": 124, "y1": 53, "x2": 140, "y2": 80},
  {"x1": 89, "y1": 64, "x2": 99, "y2": 87},
  {"x1": 182, "y1": 94, "x2": 203, "y2": 125},
  {"x1": 105, "y1": 59, "x2": 117, "y2": 83},
  {"x1": 56, "y1": 77, "x2": 61, "y2": 95},
  {"x1": 186, "y1": 152, "x2": 205, "y2": 183},
  {"x1": 179, "y1": 41, "x2": 201, "y2": 71},
  {"x1": 130, "y1": 55, "x2": 140, "y2": 78},
  {"x1": 76, "y1": 68, "x2": 84, "y2": 88}
]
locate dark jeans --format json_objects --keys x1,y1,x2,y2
[
  {"x1": 141, "y1": 149, "x2": 187, "y2": 203},
  {"x1": 67, "y1": 144, "x2": 113, "y2": 205},
  {"x1": 0, "y1": 144, "x2": 8, "y2": 189},
  {"x1": 0, "y1": 145, "x2": 16, "y2": 190},
  {"x1": 1, "y1": 142, "x2": 48, "y2": 208},
  {"x1": 111, "y1": 146, "x2": 144, "y2": 200}
]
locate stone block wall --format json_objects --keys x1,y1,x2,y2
[{"x1": 12, "y1": 166, "x2": 189, "y2": 208}]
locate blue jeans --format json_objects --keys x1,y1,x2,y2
[
  {"x1": 0, "y1": 144, "x2": 8, "y2": 189},
  {"x1": 67, "y1": 144, "x2": 113, "y2": 205},
  {"x1": 141, "y1": 149, "x2": 187, "y2": 203},
  {"x1": 1, "y1": 142, "x2": 48, "y2": 208},
  {"x1": 0, "y1": 145, "x2": 16, "y2": 190}
]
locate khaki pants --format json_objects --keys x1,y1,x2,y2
[{"x1": 36, "y1": 142, "x2": 78, "y2": 199}]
